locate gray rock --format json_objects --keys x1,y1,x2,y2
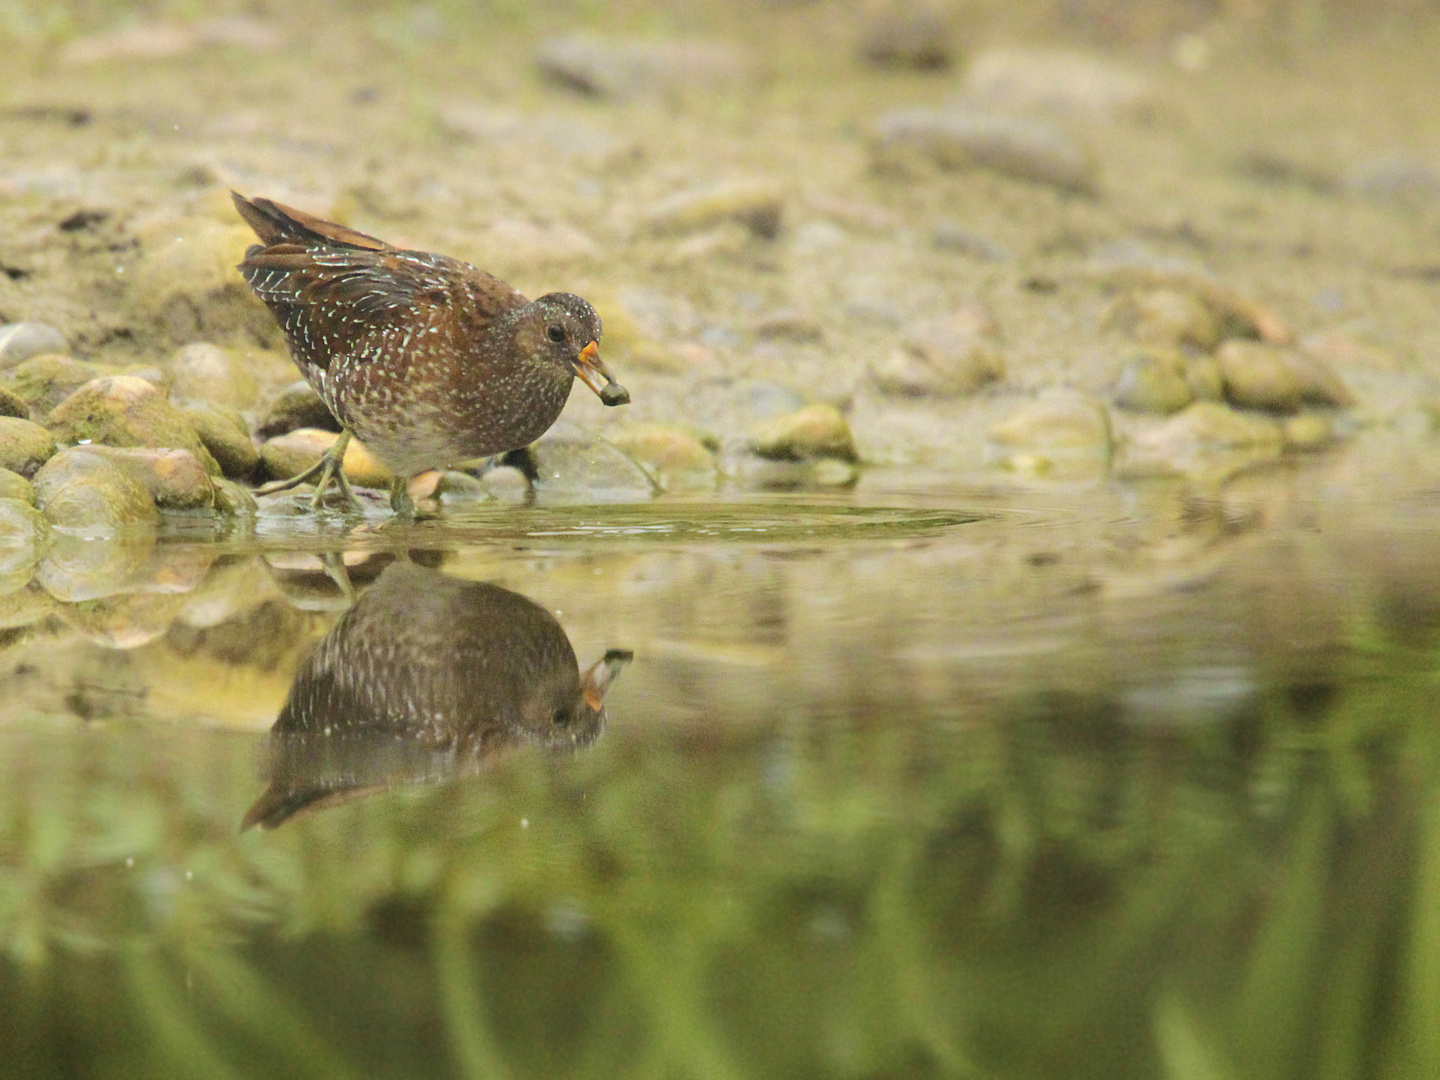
[
  {"x1": 256, "y1": 380, "x2": 339, "y2": 439},
  {"x1": 177, "y1": 399, "x2": 259, "y2": 480},
  {"x1": 1104, "y1": 288, "x2": 1221, "y2": 351},
  {"x1": 606, "y1": 423, "x2": 719, "y2": 493},
  {"x1": 526, "y1": 424, "x2": 656, "y2": 501},
  {"x1": 0, "y1": 322, "x2": 68, "y2": 367},
  {"x1": 749, "y1": 404, "x2": 858, "y2": 462},
  {"x1": 986, "y1": 390, "x2": 1113, "y2": 475},
  {"x1": 870, "y1": 314, "x2": 1005, "y2": 397},
  {"x1": 33, "y1": 448, "x2": 162, "y2": 535},
  {"x1": 536, "y1": 34, "x2": 748, "y2": 101},
  {"x1": 872, "y1": 109, "x2": 1098, "y2": 193},
  {"x1": 478, "y1": 465, "x2": 532, "y2": 502},
  {"x1": 168, "y1": 342, "x2": 261, "y2": 410},
  {"x1": 964, "y1": 48, "x2": 1158, "y2": 120},
  {"x1": 0, "y1": 416, "x2": 58, "y2": 477}
]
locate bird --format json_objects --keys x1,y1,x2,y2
[
  {"x1": 242, "y1": 561, "x2": 632, "y2": 829},
  {"x1": 232, "y1": 192, "x2": 630, "y2": 515}
]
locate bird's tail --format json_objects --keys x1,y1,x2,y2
[{"x1": 231, "y1": 191, "x2": 390, "y2": 252}]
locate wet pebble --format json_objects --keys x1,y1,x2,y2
[
  {"x1": 606, "y1": 423, "x2": 719, "y2": 493},
  {"x1": 859, "y1": 2, "x2": 954, "y2": 70},
  {"x1": 870, "y1": 312, "x2": 1005, "y2": 397},
  {"x1": 0, "y1": 466, "x2": 34, "y2": 504},
  {"x1": 642, "y1": 180, "x2": 785, "y2": 239},
  {"x1": 0, "y1": 323, "x2": 68, "y2": 367},
  {"x1": 0, "y1": 416, "x2": 58, "y2": 477},
  {"x1": 526, "y1": 425, "x2": 656, "y2": 501},
  {"x1": 212, "y1": 478, "x2": 259, "y2": 518},
  {"x1": 176, "y1": 399, "x2": 260, "y2": 480},
  {"x1": 536, "y1": 34, "x2": 749, "y2": 101},
  {"x1": 871, "y1": 109, "x2": 1098, "y2": 193},
  {"x1": 1136, "y1": 401, "x2": 1283, "y2": 454},
  {"x1": 168, "y1": 342, "x2": 261, "y2": 409},
  {"x1": 256, "y1": 380, "x2": 339, "y2": 438},
  {"x1": 0, "y1": 499, "x2": 50, "y2": 586},
  {"x1": 46, "y1": 375, "x2": 220, "y2": 473},
  {"x1": 33, "y1": 448, "x2": 162, "y2": 535},
  {"x1": 259, "y1": 429, "x2": 393, "y2": 490},
  {"x1": 986, "y1": 390, "x2": 1113, "y2": 475},
  {"x1": 1112, "y1": 349, "x2": 1194, "y2": 415},
  {"x1": 748, "y1": 403, "x2": 858, "y2": 463},
  {"x1": 3, "y1": 354, "x2": 116, "y2": 415},
  {"x1": 76, "y1": 446, "x2": 216, "y2": 512}
]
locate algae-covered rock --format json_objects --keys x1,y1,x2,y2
[
  {"x1": 0, "y1": 466, "x2": 34, "y2": 504},
  {"x1": 46, "y1": 375, "x2": 220, "y2": 473},
  {"x1": 176, "y1": 399, "x2": 259, "y2": 480},
  {"x1": 3, "y1": 354, "x2": 115, "y2": 415},
  {"x1": 76, "y1": 446, "x2": 217, "y2": 512},
  {"x1": 32, "y1": 447, "x2": 162, "y2": 535},
  {"x1": 0, "y1": 416, "x2": 58, "y2": 477},
  {"x1": 749, "y1": 404, "x2": 858, "y2": 462},
  {"x1": 1112, "y1": 350, "x2": 1194, "y2": 415},
  {"x1": 0, "y1": 386, "x2": 27, "y2": 419}
]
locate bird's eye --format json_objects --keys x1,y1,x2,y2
[{"x1": 546, "y1": 324, "x2": 566, "y2": 343}]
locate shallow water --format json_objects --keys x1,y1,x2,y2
[{"x1": 3, "y1": 476, "x2": 1439, "y2": 1079}]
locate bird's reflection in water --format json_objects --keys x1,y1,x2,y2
[{"x1": 243, "y1": 561, "x2": 631, "y2": 830}]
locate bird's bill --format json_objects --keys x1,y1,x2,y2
[
  {"x1": 574, "y1": 341, "x2": 630, "y2": 406},
  {"x1": 581, "y1": 648, "x2": 634, "y2": 711}
]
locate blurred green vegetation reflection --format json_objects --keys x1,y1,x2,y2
[{"x1": 1, "y1": 601, "x2": 1437, "y2": 1080}]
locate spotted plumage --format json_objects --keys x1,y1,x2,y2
[{"x1": 232, "y1": 192, "x2": 629, "y2": 513}]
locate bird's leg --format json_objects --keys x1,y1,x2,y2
[
  {"x1": 255, "y1": 431, "x2": 364, "y2": 513},
  {"x1": 389, "y1": 475, "x2": 417, "y2": 517}
]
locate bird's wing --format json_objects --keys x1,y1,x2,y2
[{"x1": 238, "y1": 245, "x2": 524, "y2": 366}]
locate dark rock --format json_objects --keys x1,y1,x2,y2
[{"x1": 256, "y1": 380, "x2": 340, "y2": 438}]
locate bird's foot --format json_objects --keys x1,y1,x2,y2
[{"x1": 255, "y1": 432, "x2": 365, "y2": 514}]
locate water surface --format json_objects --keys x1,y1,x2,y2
[{"x1": 2, "y1": 480, "x2": 1439, "y2": 1080}]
